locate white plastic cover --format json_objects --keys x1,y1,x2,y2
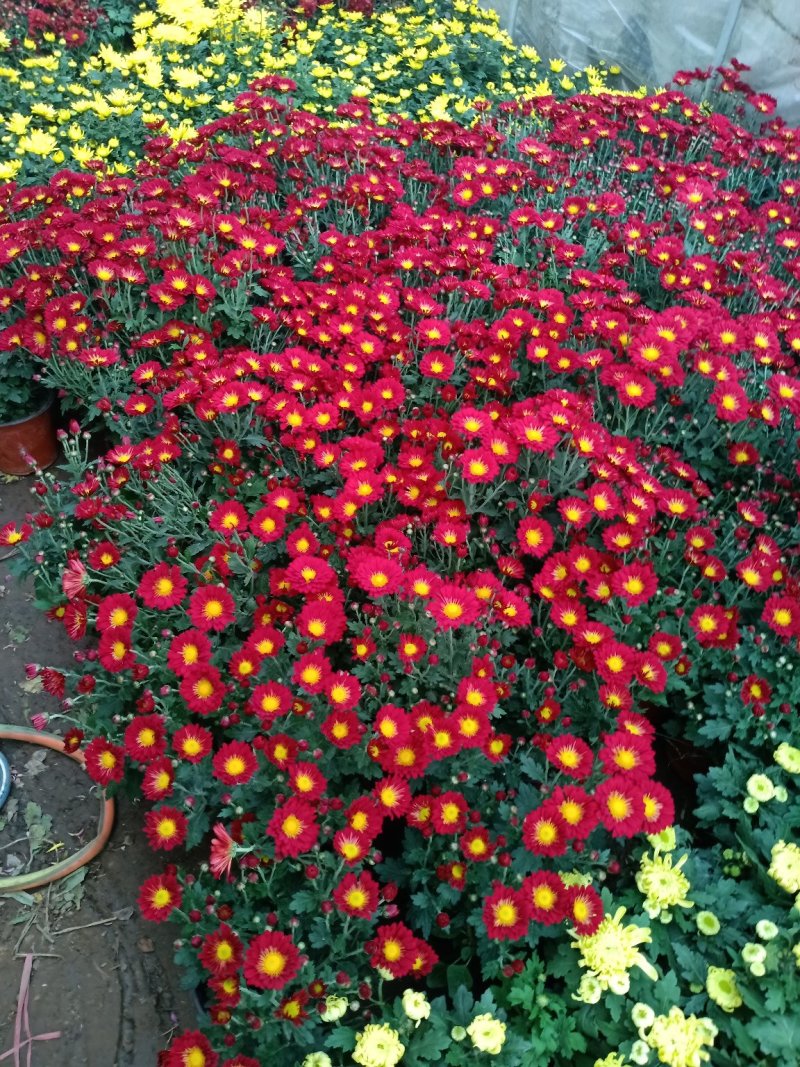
[{"x1": 487, "y1": 0, "x2": 800, "y2": 123}]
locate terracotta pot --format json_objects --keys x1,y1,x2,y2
[{"x1": 0, "y1": 397, "x2": 58, "y2": 476}]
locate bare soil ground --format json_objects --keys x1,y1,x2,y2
[{"x1": 0, "y1": 475, "x2": 195, "y2": 1067}]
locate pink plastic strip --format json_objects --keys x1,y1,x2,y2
[{"x1": 0, "y1": 955, "x2": 62, "y2": 1067}]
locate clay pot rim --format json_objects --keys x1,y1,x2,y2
[{"x1": 0, "y1": 392, "x2": 54, "y2": 429}]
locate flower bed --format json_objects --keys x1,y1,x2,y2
[
  {"x1": 0, "y1": 0, "x2": 618, "y2": 183},
  {"x1": 3, "y1": 61, "x2": 800, "y2": 1067}
]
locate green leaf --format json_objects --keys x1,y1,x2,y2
[
  {"x1": 406, "y1": 1023, "x2": 451, "y2": 1064},
  {"x1": 446, "y1": 964, "x2": 473, "y2": 998},
  {"x1": 671, "y1": 942, "x2": 707, "y2": 986},
  {"x1": 324, "y1": 1027, "x2": 356, "y2": 1052},
  {"x1": 451, "y1": 984, "x2": 474, "y2": 1023},
  {"x1": 288, "y1": 889, "x2": 318, "y2": 914},
  {"x1": 749, "y1": 1013, "x2": 800, "y2": 1059}
]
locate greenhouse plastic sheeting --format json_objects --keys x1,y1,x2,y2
[{"x1": 487, "y1": 0, "x2": 800, "y2": 123}]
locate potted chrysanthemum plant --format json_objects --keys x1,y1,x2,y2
[{"x1": 0, "y1": 348, "x2": 58, "y2": 475}]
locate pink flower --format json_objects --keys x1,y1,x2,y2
[{"x1": 209, "y1": 822, "x2": 237, "y2": 880}]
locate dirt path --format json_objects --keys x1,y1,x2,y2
[{"x1": 0, "y1": 476, "x2": 195, "y2": 1066}]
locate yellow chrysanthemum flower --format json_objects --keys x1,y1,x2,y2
[
  {"x1": 643, "y1": 1007, "x2": 717, "y2": 1067},
  {"x1": 0, "y1": 159, "x2": 22, "y2": 181},
  {"x1": 352, "y1": 1024, "x2": 405, "y2": 1067},
  {"x1": 769, "y1": 840, "x2": 800, "y2": 894},
  {"x1": 571, "y1": 906, "x2": 658, "y2": 995},
  {"x1": 18, "y1": 129, "x2": 59, "y2": 156},
  {"x1": 6, "y1": 113, "x2": 32, "y2": 136},
  {"x1": 636, "y1": 851, "x2": 694, "y2": 918}
]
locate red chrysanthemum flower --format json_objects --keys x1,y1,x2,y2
[
  {"x1": 166, "y1": 629, "x2": 213, "y2": 676},
  {"x1": 144, "y1": 805, "x2": 188, "y2": 851},
  {"x1": 459, "y1": 827, "x2": 495, "y2": 862},
  {"x1": 482, "y1": 881, "x2": 530, "y2": 941},
  {"x1": 374, "y1": 705, "x2": 411, "y2": 744},
  {"x1": 522, "y1": 871, "x2": 567, "y2": 925},
  {"x1": 333, "y1": 828, "x2": 371, "y2": 865},
  {"x1": 408, "y1": 937, "x2": 439, "y2": 978},
  {"x1": 419, "y1": 348, "x2": 454, "y2": 379},
  {"x1": 275, "y1": 990, "x2": 310, "y2": 1028},
  {"x1": 550, "y1": 785, "x2": 598, "y2": 840},
  {"x1": 648, "y1": 631, "x2": 682, "y2": 661},
  {"x1": 594, "y1": 640, "x2": 635, "y2": 683},
  {"x1": 138, "y1": 870, "x2": 182, "y2": 923},
  {"x1": 95, "y1": 593, "x2": 137, "y2": 632},
  {"x1": 188, "y1": 585, "x2": 236, "y2": 632},
  {"x1": 296, "y1": 600, "x2": 347, "y2": 645},
  {"x1": 209, "y1": 974, "x2": 241, "y2": 1010},
  {"x1": 83, "y1": 736, "x2": 125, "y2": 786},
  {"x1": 199, "y1": 924, "x2": 243, "y2": 978},
  {"x1": 209, "y1": 501, "x2": 249, "y2": 538},
  {"x1": 483, "y1": 732, "x2": 512, "y2": 763},
  {"x1": 243, "y1": 931, "x2": 302, "y2": 991},
  {"x1": 1, "y1": 522, "x2": 32, "y2": 547},
  {"x1": 172, "y1": 723, "x2": 213, "y2": 764},
  {"x1": 292, "y1": 650, "x2": 332, "y2": 694},
  {"x1": 320, "y1": 710, "x2": 363, "y2": 749},
  {"x1": 98, "y1": 627, "x2": 137, "y2": 673},
  {"x1": 86, "y1": 537, "x2": 121, "y2": 571},
  {"x1": 247, "y1": 679, "x2": 293, "y2": 721},
  {"x1": 212, "y1": 740, "x2": 258, "y2": 786},
  {"x1": 549, "y1": 598, "x2": 587, "y2": 633},
  {"x1": 566, "y1": 884, "x2": 604, "y2": 935},
  {"x1": 351, "y1": 553, "x2": 405, "y2": 598},
  {"x1": 262, "y1": 733, "x2": 298, "y2": 769},
  {"x1": 427, "y1": 717, "x2": 461, "y2": 761},
  {"x1": 633, "y1": 652, "x2": 668, "y2": 693},
  {"x1": 249, "y1": 506, "x2": 286, "y2": 543},
  {"x1": 689, "y1": 604, "x2": 729, "y2": 646},
  {"x1": 137, "y1": 563, "x2": 188, "y2": 610},
  {"x1": 451, "y1": 706, "x2": 491, "y2": 748},
  {"x1": 616, "y1": 710, "x2": 656, "y2": 740},
  {"x1": 438, "y1": 859, "x2": 466, "y2": 891},
  {"x1": 762, "y1": 594, "x2": 800, "y2": 638},
  {"x1": 516, "y1": 516, "x2": 555, "y2": 558},
  {"x1": 396, "y1": 633, "x2": 428, "y2": 665},
  {"x1": 598, "y1": 732, "x2": 656, "y2": 777},
  {"x1": 179, "y1": 663, "x2": 226, "y2": 715},
  {"x1": 228, "y1": 647, "x2": 262, "y2": 685},
  {"x1": 365, "y1": 922, "x2": 416, "y2": 977},
  {"x1": 378, "y1": 736, "x2": 430, "y2": 779},
  {"x1": 247, "y1": 625, "x2": 285, "y2": 659},
  {"x1": 332, "y1": 871, "x2": 380, "y2": 919},
  {"x1": 267, "y1": 798, "x2": 319, "y2": 859},
  {"x1": 344, "y1": 798, "x2": 384, "y2": 839},
  {"x1": 457, "y1": 447, "x2": 500, "y2": 484},
  {"x1": 741, "y1": 674, "x2": 772, "y2": 706},
  {"x1": 324, "y1": 671, "x2": 362, "y2": 712},
  {"x1": 288, "y1": 761, "x2": 327, "y2": 801},
  {"x1": 456, "y1": 675, "x2": 498, "y2": 714},
  {"x1": 372, "y1": 775, "x2": 411, "y2": 818},
  {"x1": 594, "y1": 775, "x2": 644, "y2": 837},
  {"x1": 431, "y1": 791, "x2": 468, "y2": 834},
  {"x1": 123, "y1": 713, "x2": 167, "y2": 763},
  {"x1": 610, "y1": 562, "x2": 658, "y2": 607},
  {"x1": 546, "y1": 734, "x2": 593, "y2": 780},
  {"x1": 639, "y1": 778, "x2": 675, "y2": 834},
  {"x1": 522, "y1": 805, "x2": 570, "y2": 856},
  {"x1": 428, "y1": 582, "x2": 481, "y2": 631},
  {"x1": 285, "y1": 554, "x2": 337, "y2": 594},
  {"x1": 164, "y1": 1031, "x2": 218, "y2": 1067},
  {"x1": 142, "y1": 756, "x2": 174, "y2": 801}
]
